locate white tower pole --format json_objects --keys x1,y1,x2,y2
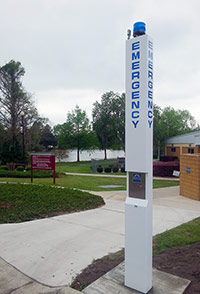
[{"x1": 125, "y1": 22, "x2": 153, "y2": 294}]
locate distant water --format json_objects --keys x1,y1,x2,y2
[
  {"x1": 31, "y1": 149, "x2": 125, "y2": 162},
  {"x1": 64, "y1": 149, "x2": 125, "y2": 162}
]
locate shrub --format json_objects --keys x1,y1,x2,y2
[
  {"x1": 0, "y1": 165, "x2": 8, "y2": 170},
  {"x1": 153, "y1": 161, "x2": 180, "y2": 177},
  {"x1": 16, "y1": 166, "x2": 24, "y2": 171},
  {"x1": 121, "y1": 167, "x2": 125, "y2": 173},
  {"x1": 113, "y1": 167, "x2": 119, "y2": 173},
  {"x1": 26, "y1": 166, "x2": 31, "y2": 171},
  {"x1": 104, "y1": 167, "x2": 111, "y2": 173},
  {"x1": 0, "y1": 169, "x2": 58, "y2": 178},
  {"x1": 97, "y1": 166, "x2": 103, "y2": 173},
  {"x1": 160, "y1": 156, "x2": 178, "y2": 162},
  {"x1": 6, "y1": 162, "x2": 15, "y2": 170}
]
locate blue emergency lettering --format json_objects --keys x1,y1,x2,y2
[
  {"x1": 148, "y1": 61, "x2": 153, "y2": 70},
  {"x1": 148, "y1": 50, "x2": 153, "y2": 60},
  {"x1": 132, "y1": 61, "x2": 140, "y2": 70},
  {"x1": 148, "y1": 110, "x2": 153, "y2": 119},
  {"x1": 132, "y1": 82, "x2": 139, "y2": 89},
  {"x1": 132, "y1": 101, "x2": 140, "y2": 109},
  {"x1": 148, "y1": 120, "x2": 153, "y2": 128},
  {"x1": 148, "y1": 90, "x2": 153, "y2": 99},
  {"x1": 148, "y1": 41, "x2": 153, "y2": 50},
  {"x1": 132, "y1": 120, "x2": 139, "y2": 128},
  {"x1": 148, "y1": 81, "x2": 153, "y2": 89},
  {"x1": 132, "y1": 71, "x2": 140, "y2": 79},
  {"x1": 148, "y1": 100, "x2": 153, "y2": 109},
  {"x1": 132, "y1": 51, "x2": 140, "y2": 60},
  {"x1": 132, "y1": 111, "x2": 139, "y2": 119},
  {"x1": 132, "y1": 91, "x2": 140, "y2": 99},
  {"x1": 148, "y1": 71, "x2": 153, "y2": 79},
  {"x1": 132, "y1": 41, "x2": 140, "y2": 50}
]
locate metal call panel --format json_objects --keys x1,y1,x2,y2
[{"x1": 129, "y1": 172, "x2": 145, "y2": 199}]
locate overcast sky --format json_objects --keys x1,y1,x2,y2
[{"x1": 1, "y1": 0, "x2": 200, "y2": 125}]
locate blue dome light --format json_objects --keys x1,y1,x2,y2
[{"x1": 133, "y1": 22, "x2": 146, "y2": 37}]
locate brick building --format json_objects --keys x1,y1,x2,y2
[
  {"x1": 166, "y1": 131, "x2": 200, "y2": 201},
  {"x1": 165, "y1": 130, "x2": 200, "y2": 160},
  {"x1": 180, "y1": 154, "x2": 200, "y2": 200}
]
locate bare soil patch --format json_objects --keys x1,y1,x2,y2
[
  {"x1": 71, "y1": 250, "x2": 124, "y2": 291},
  {"x1": 153, "y1": 242, "x2": 200, "y2": 294}
]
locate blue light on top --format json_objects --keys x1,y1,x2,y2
[{"x1": 133, "y1": 22, "x2": 146, "y2": 37}]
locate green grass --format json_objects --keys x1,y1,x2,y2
[
  {"x1": 0, "y1": 176, "x2": 126, "y2": 191},
  {"x1": 56, "y1": 159, "x2": 123, "y2": 174},
  {"x1": 0, "y1": 176, "x2": 179, "y2": 191},
  {"x1": 0, "y1": 182, "x2": 105, "y2": 223},
  {"x1": 56, "y1": 161, "x2": 92, "y2": 173},
  {"x1": 153, "y1": 179, "x2": 179, "y2": 189},
  {"x1": 153, "y1": 217, "x2": 200, "y2": 255}
]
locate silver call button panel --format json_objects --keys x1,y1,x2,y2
[{"x1": 129, "y1": 172, "x2": 145, "y2": 199}]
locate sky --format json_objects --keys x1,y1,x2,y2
[{"x1": 1, "y1": 0, "x2": 200, "y2": 126}]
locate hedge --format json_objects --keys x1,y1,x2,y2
[
  {"x1": 153, "y1": 161, "x2": 180, "y2": 177},
  {"x1": 113, "y1": 167, "x2": 119, "y2": 173},
  {"x1": 0, "y1": 169, "x2": 58, "y2": 178},
  {"x1": 97, "y1": 166, "x2": 103, "y2": 173},
  {"x1": 160, "y1": 156, "x2": 178, "y2": 162},
  {"x1": 104, "y1": 167, "x2": 111, "y2": 173}
]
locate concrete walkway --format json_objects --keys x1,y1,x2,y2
[
  {"x1": 0, "y1": 186, "x2": 200, "y2": 292},
  {"x1": 0, "y1": 257, "x2": 79, "y2": 293},
  {"x1": 65, "y1": 172, "x2": 180, "y2": 181}
]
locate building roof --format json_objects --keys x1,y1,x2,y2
[{"x1": 166, "y1": 130, "x2": 200, "y2": 145}]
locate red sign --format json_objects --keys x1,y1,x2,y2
[{"x1": 31, "y1": 155, "x2": 56, "y2": 184}]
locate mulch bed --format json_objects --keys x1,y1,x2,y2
[{"x1": 71, "y1": 243, "x2": 200, "y2": 293}]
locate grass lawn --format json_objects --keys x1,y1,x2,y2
[
  {"x1": 0, "y1": 182, "x2": 104, "y2": 223},
  {"x1": 0, "y1": 175, "x2": 179, "y2": 191},
  {"x1": 56, "y1": 161, "x2": 92, "y2": 173},
  {"x1": 153, "y1": 216, "x2": 200, "y2": 255},
  {"x1": 56, "y1": 159, "x2": 124, "y2": 174}
]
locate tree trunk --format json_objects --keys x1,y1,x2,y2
[
  {"x1": 157, "y1": 141, "x2": 161, "y2": 160},
  {"x1": 104, "y1": 148, "x2": 107, "y2": 160},
  {"x1": 77, "y1": 148, "x2": 80, "y2": 162}
]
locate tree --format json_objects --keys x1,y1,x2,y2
[
  {"x1": 52, "y1": 148, "x2": 69, "y2": 175},
  {"x1": 26, "y1": 120, "x2": 44, "y2": 152},
  {"x1": 0, "y1": 124, "x2": 7, "y2": 164},
  {"x1": 40, "y1": 124, "x2": 57, "y2": 149},
  {"x1": 153, "y1": 106, "x2": 198, "y2": 157},
  {"x1": 92, "y1": 91, "x2": 125, "y2": 160},
  {"x1": 0, "y1": 60, "x2": 39, "y2": 162},
  {"x1": 153, "y1": 104, "x2": 162, "y2": 159},
  {"x1": 54, "y1": 106, "x2": 98, "y2": 162},
  {"x1": 112, "y1": 92, "x2": 125, "y2": 151},
  {"x1": 160, "y1": 107, "x2": 197, "y2": 138}
]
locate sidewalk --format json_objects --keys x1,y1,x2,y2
[
  {"x1": 0, "y1": 186, "x2": 200, "y2": 293},
  {"x1": 0, "y1": 257, "x2": 79, "y2": 294},
  {"x1": 65, "y1": 172, "x2": 180, "y2": 181}
]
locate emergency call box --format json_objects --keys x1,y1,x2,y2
[{"x1": 128, "y1": 172, "x2": 145, "y2": 199}]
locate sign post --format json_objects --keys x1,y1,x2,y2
[
  {"x1": 31, "y1": 155, "x2": 56, "y2": 184},
  {"x1": 125, "y1": 22, "x2": 153, "y2": 293}
]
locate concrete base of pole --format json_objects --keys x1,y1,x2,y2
[{"x1": 83, "y1": 262, "x2": 190, "y2": 294}]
